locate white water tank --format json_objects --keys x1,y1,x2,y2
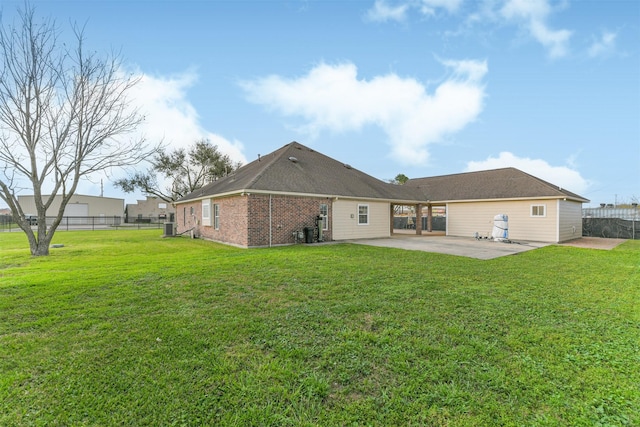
[{"x1": 492, "y1": 214, "x2": 509, "y2": 241}]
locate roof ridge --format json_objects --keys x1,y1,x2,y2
[
  {"x1": 244, "y1": 142, "x2": 296, "y2": 188},
  {"x1": 408, "y1": 167, "x2": 516, "y2": 182}
]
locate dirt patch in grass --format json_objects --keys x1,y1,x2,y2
[{"x1": 560, "y1": 237, "x2": 628, "y2": 250}]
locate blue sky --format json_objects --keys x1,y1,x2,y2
[{"x1": 1, "y1": 0, "x2": 638, "y2": 207}]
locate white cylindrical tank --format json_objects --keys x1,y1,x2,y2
[{"x1": 492, "y1": 214, "x2": 509, "y2": 241}]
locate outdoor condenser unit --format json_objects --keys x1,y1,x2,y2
[{"x1": 164, "y1": 222, "x2": 175, "y2": 237}]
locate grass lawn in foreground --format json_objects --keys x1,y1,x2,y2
[{"x1": 1, "y1": 230, "x2": 639, "y2": 426}]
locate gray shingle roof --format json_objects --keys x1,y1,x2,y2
[
  {"x1": 177, "y1": 143, "x2": 588, "y2": 204},
  {"x1": 177, "y1": 142, "x2": 423, "y2": 203},
  {"x1": 405, "y1": 167, "x2": 589, "y2": 202}
]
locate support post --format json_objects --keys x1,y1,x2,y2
[
  {"x1": 415, "y1": 204, "x2": 422, "y2": 235},
  {"x1": 390, "y1": 204, "x2": 395, "y2": 235}
]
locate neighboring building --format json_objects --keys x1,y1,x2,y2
[
  {"x1": 17, "y1": 194, "x2": 124, "y2": 219},
  {"x1": 125, "y1": 196, "x2": 175, "y2": 223},
  {"x1": 174, "y1": 141, "x2": 589, "y2": 247},
  {"x1": 405, "y1": 168, "x2": 589, "y2": 243}
]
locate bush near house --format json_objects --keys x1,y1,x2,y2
[{"x1": 1, "y1": 230, "x2": 638, "y2": 426}]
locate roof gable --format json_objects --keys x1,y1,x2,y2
[
  {"x1": 405, "y1": 167, "x2": 589, "y2": 202},
  {"x1": 177, "y1": 142, "x2": 423, "y2": 202}
]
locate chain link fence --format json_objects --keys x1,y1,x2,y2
[{"x1": 0, "y1": 216, "x2": 166, "y2": 232}]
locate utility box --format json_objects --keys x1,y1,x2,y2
[
  {"x1": 164, "y1": 222, "x2": 174, "y2": 237},
  {"x1": 303, "y1": 227, "x2": 314, "y2": 243}
]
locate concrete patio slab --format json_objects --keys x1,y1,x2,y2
[{"x1": 348, "y1": 235, "x2": 550, "y2": 260}]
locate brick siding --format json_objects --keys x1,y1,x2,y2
[{"x1": 175, "y1": 194, "x2": 332, "y2": 247}]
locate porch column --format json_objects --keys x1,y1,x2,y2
[
  {"x1": 415, "y1": 203, "x2": 422, "y2": 235},
  {"x1": 427, "y1": 204, "x2": 433, "y2": 232},
  {"x1": 390, "y1": 204, "x2": 395, "y2": 235}
]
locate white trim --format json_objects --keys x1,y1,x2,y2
[
  {"x1": 202, "y1": 199, "x2": 211, "y2": 226},
  {"x1": 177, "y1": 189, "x2": 429, "y2": 205},
  {"x1": 556, "y1": 199, "x2": 560, "y2": 242},
  {"x1": 213, "y1": 203, "x2": 220, "y2": 230},
  {"x1": 358, "y1": 204, "x2": 369, "y2": 225},
  {"x1": 530, "y1": 204, "x2": 546, "y2": 217},
  {"x1": 445, "y1": 203, "x2": 449, "y2": 236},
  {"x1": 320, "y1": 203, "x2": 329, "y2": 231}
]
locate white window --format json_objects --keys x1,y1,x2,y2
[
  {"x1": 158, "y1": 203, "x2": 167, "y2": 209},
  {"x1": 531, "y1": 204, "x2": 546, "y2": 217},
  {"x1": 202, "y1": 199, "x2": 211, "y2": 226},
  {"x1": 320, "y1": 204, "x2": 328, "y2": 230},
  {"x1": 213, "y1": 203, "x2": 220, "y2": 230},
  {"x1": 358, "y1": 204, "x2": 369, "y2": 225}
]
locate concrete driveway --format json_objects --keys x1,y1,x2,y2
[{"x1": 348, "y1": 234, "x2": 550, "y2": 260}]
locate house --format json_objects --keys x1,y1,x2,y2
[
  {"x1": 405, "y1": 168, "x2": 589, "y2": 243},
  {"x1": 174, "y1": 142, "x2": 589, "y2": 247},
  {"x1": 174, "y1": 142, "x2": 424, "y2": 247},
  {"x1": 125, "y1": 196, "x2": 175, "y2": 223}
]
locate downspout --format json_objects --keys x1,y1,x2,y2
[{"x1": 269, "y1": 194, "x2": 272, "y2": 247}]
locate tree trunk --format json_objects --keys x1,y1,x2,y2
[
  {"x1": 31, "y1": 238, "x2": 51, "y2": 256},
  {"x1": 26, "y1": 228, "x2": 52, "y2": 256}
]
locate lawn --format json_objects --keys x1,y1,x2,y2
[{"x1": 1, "y1": 230, "x2": 638, "y2": 426}]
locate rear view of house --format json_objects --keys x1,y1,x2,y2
[
  {"x1": 174, "y1": 142, "x2": 589, "y2": 247},
  {"x1": 174, "y1": 142, "x2": 423, "y2": 247}
]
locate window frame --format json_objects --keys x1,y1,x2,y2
[
  {"x1": 530, "y1": 204, "x2": 546, "y2": 218},
  {"x1": 202, "y1": 199, "x2": 211, "y2": 226},
  {"x1": 319, "y1": 203, "x2": 328, "y2": 231},
  {"x1": 357, "y1": 204, "x2": 369, "y2": 225},
  {"x1": 213, "y1": 203, "x2": 220, "y2": 230}
]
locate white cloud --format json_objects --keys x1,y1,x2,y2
[
  {"x1": 366, "y1": 0, "x2": 462, "y2": 22},
  {"x1": 465, "y1": 152, "x2": 590, "y2": 195},
  {"x1": 367, "y1": 0, "x2": 575, "y2": 59},
  {"x1": 79, "y1": 69, "x2": 247, "y2": 202},
  {"x1": 500, "y1": 0, "x2": 572, "y2": 58},
  {"x1": 366, "y1": 0, "x2": 410, "y2": 22},
  {"x1": 588, "y1": 31, "x2": 617, "y2": 58},
  {"x1": 419, "y1": 0, "x2": 464, "y2": 15},
  {"x1": 129, "y1": 71, "x2": 246, "y2": 163},
  {"x1": 240, "y1": 59, "x2": 487, "y2": 165}
]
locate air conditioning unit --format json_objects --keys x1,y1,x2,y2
[{"x1": 164, "y1": 222, "x2": 174, "y2": 237}]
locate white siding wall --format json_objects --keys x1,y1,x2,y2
[
  {"x1": 447, "y1": 199, "x2": 560, "y2": 242},
  {"x1": 332, "y1": 200, "x2": 390, "y2": 240},
  {"x1": 558, "y1": 200, "x2": 583, "y2": 242}
]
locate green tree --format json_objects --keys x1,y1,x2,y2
[
  {"x1": 115, "y1": 139, "x2": 241, "y2": 203},
  {"x1": 393, "y1": 173, "x2": 409, "y2": 185},
  {"x1": 0, "y1": 5, "x2": 149, "y2": 256}
]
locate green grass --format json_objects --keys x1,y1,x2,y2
[{"x1": 1, "y1": 230, "x2": 639, "y2": 426}]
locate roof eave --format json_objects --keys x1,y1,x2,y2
[
  {"x1": 175, "y1": 188, "x2": 428, "y2": 204},
  {"x1": 433, "y1": 195, "x2": 589, "y2": 204}
]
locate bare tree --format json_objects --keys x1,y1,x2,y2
[
  {"x1": 0, "y1": 5, "x2": 151, "y2": 256},
  {"x1": 115, "y1": 139, "x2": 241, "y2": 204}
]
